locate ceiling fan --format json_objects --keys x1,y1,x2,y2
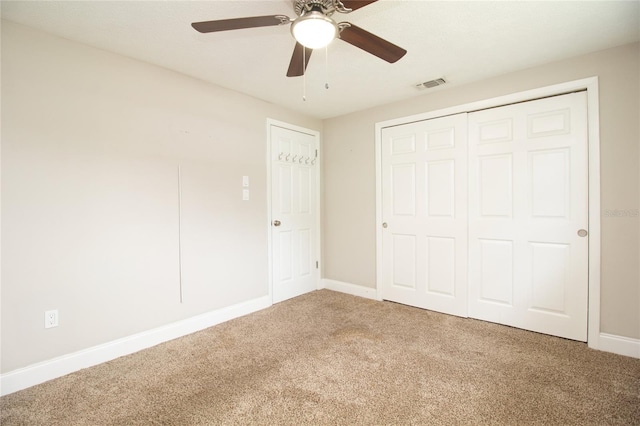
[{"x1": 191, "y1": 0, "x2": 407, "y2": 77}]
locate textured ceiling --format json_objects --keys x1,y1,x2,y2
[{"x1": 2, "y1": 1, "x2": 639, "y2": 119}]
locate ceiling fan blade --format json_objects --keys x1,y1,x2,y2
[
  {"x1": 338, "y1": 23, "x2": 407, "y2": 63},
  {"x1": 340, "y1": 1, "x2": 379, "y2": 11},
  {"x1": 192, "y1": 15, "x2": 288, "y2": 33},
  {"x1": 287, "y1": 43, "x2": 313, "y2": 77}
]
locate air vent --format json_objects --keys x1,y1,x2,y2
[{"x1": 416, "y1": 78, "x2": 447, "y2": 89}]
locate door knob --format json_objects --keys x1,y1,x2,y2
[
  {"x1": 577, "y1": 229, "x2": 588, "y2": 237},
  {"x1": 273, "y1": 220, "x2": 281, "y2": 227},
  {"x1": 382, "y1": 222, "x2": 388, "y2": 228}
]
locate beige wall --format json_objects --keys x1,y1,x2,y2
[
  {"x1": 1, "y1": 21, "x2": 321, "y2": 373},
  {"x1": 323, "y1": 42, "x2": 640, "y2": 339}
]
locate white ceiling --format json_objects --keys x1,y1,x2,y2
[{"x1": 2, "y1": 1, "x2": 639, "y2": 119}]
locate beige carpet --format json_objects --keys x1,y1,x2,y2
[{"x1": 1, "y1": 289, "x2": 639, "y2": 425}]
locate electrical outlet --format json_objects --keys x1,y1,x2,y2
[{"x1": 44, "y1": 310, "x2": 59, "y2": 329}]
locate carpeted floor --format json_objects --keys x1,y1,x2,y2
[{"x1": 1, "y1": 289, "x2": 639, "y2": 425}]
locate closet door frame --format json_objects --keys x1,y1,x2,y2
[{"x1": 374, "y1": 77, "x2": 601, "y2": 350}]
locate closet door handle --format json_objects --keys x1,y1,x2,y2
[{"x1": 273, "y1": 220, "x2": 281, "y2": 227}]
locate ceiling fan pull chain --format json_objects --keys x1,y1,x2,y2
[
  {"x1": 302, "y1": 46, "x2": 307, "y2": 101},
  {"x1": 325, "y1": 46, "x2": 330, "y2": 90}
]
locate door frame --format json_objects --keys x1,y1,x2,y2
[
  {"x1": 374, "y1": 77, "x2": 601, "y2": 350},
  {"x1": 266, "y1": 118, "x2": 322, "y2": 304}
]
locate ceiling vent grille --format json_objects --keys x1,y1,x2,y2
[{"x1": 416, "y1": 78, "x2": 446, "y2": 89}]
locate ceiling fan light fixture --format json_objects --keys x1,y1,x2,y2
[{"x1": 291, "y1": 10, "x2": 337, "y2": 49}]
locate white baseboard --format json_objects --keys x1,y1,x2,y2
[
  {"x1": 0, "y1": 295, "x2": 271, "y2": 396},
  {"x1": 597, "y1": 333, "x2": 640, "y2": 359},
  {"x1": 4, "y1": 290, "x2": 636, "y2": 396},
  {"x1": 320, "y1": 279, "x2": 378, "y2": 300}
]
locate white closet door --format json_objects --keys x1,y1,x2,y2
[
  {"x1": 271, "y1": 124, "x2": 318, "y2": 303},
  {"x1": 381, "y1": 113, "x2": 468, "y2": 317},
  {"x1": 468, "y1": 92, "x2": 589, "y2": 341}
]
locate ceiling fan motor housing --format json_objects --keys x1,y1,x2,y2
[{"x1": 294, "y1": 0, "x2": 340, "y2": 17}]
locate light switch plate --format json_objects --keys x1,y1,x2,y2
[
  {"x1": 242, "y1": 189, "x2": 250, "y2": 201},
  {"x1": 242, "y1": 176, "x2": 249, "y2": 187}
]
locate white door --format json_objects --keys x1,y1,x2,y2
[
  {"x1": 270, "y1": 123, "x2": 319, "y2": 303},
  {"x1": 381, "y1": 113, "x2": 468, "y2": 317},
  {"x1": 468, "y1": 92, "x2": 588, "y2": 341}
]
